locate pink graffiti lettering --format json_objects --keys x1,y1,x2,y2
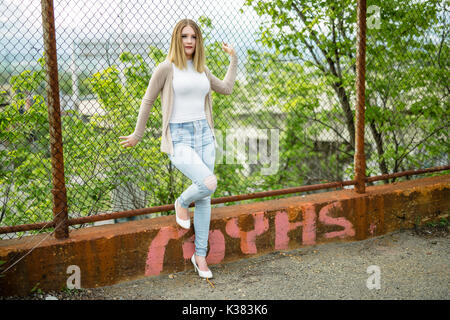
[
  {"x1": 145, "y1": 201, "x2": 354, "y2": 276},
  {"x1": 181, "y1": 230, "x2": 225, "y2": 265},
  {"x1": 274, "y1": 210, "x2": 301, "y2": 250},
  {"x1": 318, "y1": 201, "x2": 355, "y2": 239},
  {"x1": 145, "y1": 226, "x2": 189, "y2": 276},
  {"x1": 182, "y1": 235, "x2": 195, "y2": 260},
  {"x1": 205, "y1": 230, "x2": 226, "y2": 264},
  {"x1": 301, "y1": 204, "x2": 317, "y2": 245},
  {"x1": 225, "y1": 211, "x2": 269, "y2": 254},
  {"x1": 274, "y1": 206, "x2": 317, "y2": 249}
]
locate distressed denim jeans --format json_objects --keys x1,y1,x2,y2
[{"x1": 168, "y1": 118, "x2": 216, "y2": 257}]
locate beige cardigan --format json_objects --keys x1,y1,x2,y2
[{"x1": 131, "y1": 54, "x2": 238, "y2": 155}]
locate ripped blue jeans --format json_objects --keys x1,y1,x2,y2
[{"x1": 168, "y1": 118, "x2": 216, "y2": 257}]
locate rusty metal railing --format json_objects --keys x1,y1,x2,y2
[{"x1": 0, "y1": 164, "x2": 448, "y2": 235}]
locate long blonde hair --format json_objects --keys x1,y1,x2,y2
[{"x1": 167, "y1": 19, "x2": 206, "y2": 73}]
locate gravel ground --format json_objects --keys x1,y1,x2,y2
[{"x1": 2, "y1": 224, "x2": 449, "y2": 300}]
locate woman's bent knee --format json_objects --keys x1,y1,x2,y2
[{"x1": 203, "y1": 174, "x2": 217, "y2": 193}]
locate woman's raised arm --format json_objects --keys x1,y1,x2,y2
[{"x1": 208, "y1": 51, "x2": 238, "y2": 95}]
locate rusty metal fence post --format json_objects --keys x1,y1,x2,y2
[
  {"x1": 41, "y1": 0, "x2": 69, "y2": 239},
  {"x1": 354, "y1": 0, "x2": 367, "y2": 193}
]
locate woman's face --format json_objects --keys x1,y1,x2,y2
[{"x1": 181, "y1": 25, "x2": 196, "y2": 59}]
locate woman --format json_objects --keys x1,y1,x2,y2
[{"x1": 119, "y1": 19, "x2": 238, "y2": 279}]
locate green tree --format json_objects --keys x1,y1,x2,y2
[
  {"x1": 0, "y1": 56, "x2": 55, "y2": 231},
  {"x1": 242, "y1": 0, "x2": 449, "y2": 182}
]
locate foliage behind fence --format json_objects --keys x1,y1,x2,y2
[{"x1": 0, "y1": 0, "x2": 448, "y2": 239}]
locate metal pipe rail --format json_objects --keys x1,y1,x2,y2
[{"x1": 0, "y1": 165, "x2": 448, "y2": 235}]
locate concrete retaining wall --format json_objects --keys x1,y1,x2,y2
[{"x1": 1, "y1": 174, "x2": 449, "y2": 296}]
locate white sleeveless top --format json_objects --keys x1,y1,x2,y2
[{"x1": 169, "y1": 59, "x2": 210, "y2": 123}]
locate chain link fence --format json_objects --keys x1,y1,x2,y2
[
  {"x1": 1, "y1": 0, "x2": 448, "y2": 239},
  {"x1": 364, "y1": 0, "x2": 449, "y2": 177}
]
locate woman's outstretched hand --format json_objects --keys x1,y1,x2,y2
[
  {"x1": 222, "y1": 42, "x2": 236, "y2": 57},
  {"x1": 119, "y1": 135, "x2": 139, "y2": 148}
]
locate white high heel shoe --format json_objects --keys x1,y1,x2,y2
[
  {"x1": 191, "y1": 254, "x2": 213, "y2": 279},
  {"x1": 175, "y1": 198, "x2": 190, "y2": 229}
]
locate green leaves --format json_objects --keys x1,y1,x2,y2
[
  {"x1": 242, "y1": 0, "x2": 447, "y2": 183},
  {"x1": 1, "y1": 2, "x2": 447, "y2": 233}
]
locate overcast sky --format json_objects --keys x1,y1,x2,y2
[
  {"x1": 0, "y1": 0, "x2": 271, "y2": 66},
  {"x1": 1, "y1": 0, "x2": 264, "y2": 39}
]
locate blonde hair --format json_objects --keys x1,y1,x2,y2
[{"x1": 167, "y1": 19, "x2": 206, "y2": 73}]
